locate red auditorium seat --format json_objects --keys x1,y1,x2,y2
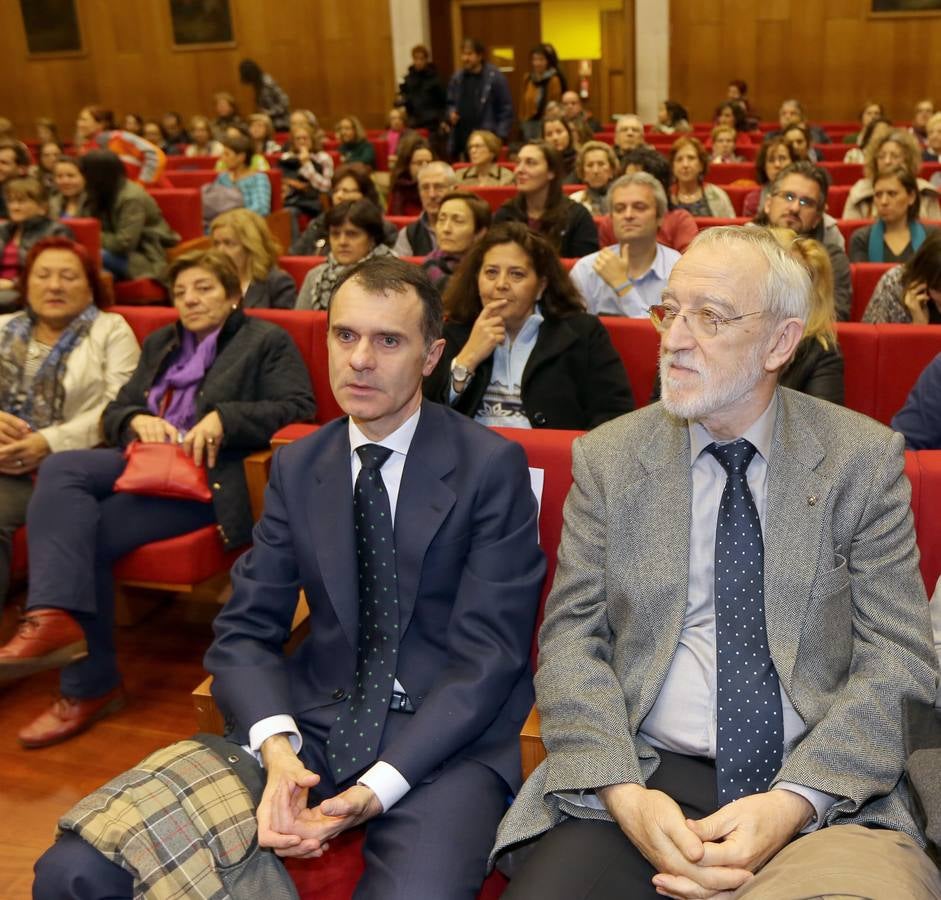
[
  {"x1": 162, "y1": 169, "x2": 284, "y2": 211},
  {"x1": 820, "y1": 162, "x2": 864, "y2": 186},
  {"x1": 715, "y1": 185, "x2": 752, "y2": 216},
  {"x1": 468, "y1": 185, "x2": 518, "y2": 212},
  {"x1": 814, "y1": 144, "x2": 851, "y2": 162},
  {"x1": 835, "y1": 324, "x2": 878, "y2": 419},
  {"x1": 705, "y1": 163, "x2": 755, "y2": 185},
  {"x1": 66, "y1": 217, "x2": 102, "y2": 262},
  {"x1": 386, "y1": 215, "x2": 417, "y2": 229},
  {"x1": 600, "y1": 315, "x2": 661, "y2": 405},
  {"x1": 912, "y1": 451, "x2": 941, "y2": 591},
  {"x1": 826, "y1": 185, "x2": 850, "y2": 217},
  {"x1": 693, "y1": 217, "x2": 749, "y2": 229},
  {"x1": 872, "y1": 324, "x2": 941, "y2": 425},
  {"x1": 147, "y1": 188, "x2": 203, "y2": 241},
  {"x1": 850, "y1": 262, "x2": 894, "y2": 321},
  {"x1": 279, "y1": 255, "x2": 324, "y2": 289},
  {"x1": 165, "y1": 155, "x2": 217, "y2": 170},
  {"x1": 837, "y1": 219, "x2": 871, "y2": 250}
]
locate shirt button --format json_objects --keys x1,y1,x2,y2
[{"x1": 532, "y1": 412, "x2": 547, "y2": 426}]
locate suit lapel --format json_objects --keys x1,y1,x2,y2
[
  {"x1": 394, "y1": 402, "x2": 457, "y2": 636},
  {"x1": 520, "y1": 319, "x2": 577, "y2": 391},
  {"x1": 306, "y1": 423, "x2": 360, "y2": 651},
  {"x1": 764, "y1": 391, "x2": 830, "y2": 694}
]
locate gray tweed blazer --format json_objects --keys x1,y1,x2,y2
[{"x1": 493, "y1": 388, "x2": 939, "y2": 862}]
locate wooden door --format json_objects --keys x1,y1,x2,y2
[{"x1": 455, "y1": 1, "x2": 542, "y2": 139}]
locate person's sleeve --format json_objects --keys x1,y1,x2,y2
[
  {"x1": 38, "y1": 317, "x2": 141, "y2": 453},
  {"x1": 773, "y1": 430, "x2": 939, "y2": 824},
  {"x1": 392, "y1": 226, "x2": 412, "y2": 256},
  {"x1": 358, "y1": 761, "x2": 411, "y2": 811},
  {"x1": 578, "y1": 318, "x2": 634, "y2": 426},
  {"x1": 566, "y1": 206, "x2": 600, "y2": 257},
  {"x1": 242, "y1": 175, "x2": 271, "y2": 217},
  {"x1": 861, "y1": 268, "x2": 902, "y2": 323},
  {"x1": 295, "y1": 268, "x2": 318, "y2": 310},
  {"x1": 376, "y1": 439, "x2": 545, "y2": 786},
  {"x1": 848, "y1": 227, "x2": 869, "y2": 263},
  {"x1": 101, "y1": 197, "x2": 146, "y2": 255},
  {"x1": 112, "y1": 130, "x2": 165, "y2": 184},
  {"x1": 798, "y1": 344, "x2": 845, "y2": 406},
  {"x1": 670, "y1": 210, "x2": 699, "y2": 253},
  {"x1": 829, "y1": 249, "x2": 852, "y2": 321},
  {"x1": 892, "y1": 353, "x2": 941, "y2": 449},
  {"x1": 494, "y1": 73, "x2": 514, "y2": 139},
  {"x1": 267, "y1": 270, "x2": 298, "y2": 310},
  {"x1": 773, "y1": 784, "x2": 835, "y2": 833},
  {"x1": 446, "y1": 73, "x2": 459, "y2": 118},
  {"x1": 569, "y1": 259, "x2": 599, "y2": 314},
  {"x1": 535, "y1": 437, "x2": 649, "y2": 792},
  {"x1": 707, "y1": 186, "x2": 736, "y2": 218},
  {"x1": 212, "y1": 328, "x2": 316, "y2": 447},
  {"x1": 249, "y1": 716, "x2": 302, "y2": 761}
]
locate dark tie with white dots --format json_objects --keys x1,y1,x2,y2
[
  {"x1": 707, "y1": 439, "x2": 783, "y2": 802},
  {"x1": 327, "y1": 443, "x2": 399, "y2": 783}
]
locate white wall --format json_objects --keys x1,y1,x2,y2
[{"x1": 388, "y1": 0, "x2": 431, "y2": 91}]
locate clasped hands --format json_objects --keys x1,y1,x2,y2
[
  {"x1": 598, "y1": 783, "x2": 813, "y2": 899},
  {"x1": 257, "y1": 736, "x2": 383, "y2": 859},
  {"x1": 0, "y1": 411, "x2": 50, "y2": 474},
  {"x1": 128, "y1": 410, "x2": 224, "y2": 467}
]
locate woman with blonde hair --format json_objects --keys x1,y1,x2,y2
[
  {"x1": 768, "y1": 227, "x2": 844, "y2": 404},
  {"x1": 456, "y1": 130, "x2": 514, "y2": 185},
  {"x1": 209, "y1": 208, "x2": 296, "y2": 308},
  {"x1": 335, "y1": 115, "x2": 376, "y2": 168},
  {"x1": 185, "y1": 116, "x2": 223, "y2": 158}
]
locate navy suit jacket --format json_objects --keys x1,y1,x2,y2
[{"x1": 206, "y1": 400, "x2": 546, "y2": 792}]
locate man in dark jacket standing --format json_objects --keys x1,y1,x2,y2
[
  {"x1": 446, "y1": 38, "x2": 514, "y2": 160},
  {"x1": 397, "y1": 44, "x2": 447, "y2": 131}
]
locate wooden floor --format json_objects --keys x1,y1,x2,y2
[{"x1": 0, "y1": 593, "x2": 219, "y2": 900}]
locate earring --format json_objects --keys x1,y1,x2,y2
[{"x1": 231, "y1": 303, "x2": 239, "y2": 310}]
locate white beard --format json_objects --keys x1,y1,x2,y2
[{"x1": 659, "y1": 341, "x2": 766, "y2": 421}]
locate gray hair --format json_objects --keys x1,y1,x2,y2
[
  {"x1": 616, "y1": 114, "x2": 642, "y2": 130},
  {"x1": 418, "y1": 161, "x2": 457, "y2": 185},
  {"x1": 686, "y1": 226, "x2": 810, "y2": 324},
  {"x1": 607, "y1": 171, "x2": 667, "y2": 219}
]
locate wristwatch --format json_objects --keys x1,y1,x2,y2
[{"x1": 450, "y1": 358, "x2": 474, "y2": 391}]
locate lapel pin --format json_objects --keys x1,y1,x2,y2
[{"x1": 807, "y1": 495, "x2": 818, "y2": 506}]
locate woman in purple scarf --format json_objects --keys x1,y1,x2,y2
[{"x1": 0, "y1": 249, "x2": 315, "y2": 747}]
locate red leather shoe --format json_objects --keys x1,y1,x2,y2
[
  {"x1": 0, "y1": 608, "x2": 87, "y2": 684},
  {"x1": 18, "y1": 685, "x2": 126, "y2": 748}
]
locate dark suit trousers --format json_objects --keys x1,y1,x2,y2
[
  {"x1": 26, "y1": 449, "x2": 216, "y2": 698},
  {"x1": 502, "y1": 751, "x2": 719, "y2": 900}
]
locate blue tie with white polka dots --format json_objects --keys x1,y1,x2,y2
[
  {"x1": 327, "y1": 443, "x2": 398, "y2": 783},
  {"x1": 707, "y1": 439, "x2": 783, "y2": 802}
]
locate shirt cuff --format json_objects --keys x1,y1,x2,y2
[
  {"x1": 773, "y1": 782, "x2": 836, "y2": 833},
  {"x1": 248, "y1": 715, "x2": 302, "y2": 764},
  {"x1": 554, "y1": 789, "x2": 606, "y2": 811},
  {"x1": 358, "y1": 761, "x2": 411, "y2": 812}
]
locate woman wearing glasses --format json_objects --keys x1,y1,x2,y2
[
  {"x1": 843, "y1": 129, "x2": 940, "y2": 220},
  {"x1": 668, "y1": 137, "x2": 735, "y2": 218},
  {"x1": 456, "y1": 130, "x2": 514, "y2": 186}
]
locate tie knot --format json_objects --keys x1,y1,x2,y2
[
  {"x1": 707, "y1": 438, "x2": 757, "y2": 476},
  {"x1": 356, "y1": 443, "x2": 393, "y2": 471}
]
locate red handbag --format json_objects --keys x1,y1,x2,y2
[{"x1": 113, "y1": 441, "x2": 213, "y2": 502}]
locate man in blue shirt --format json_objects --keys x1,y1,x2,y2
[{"x1": 569, "y1": 172, "x2": 680, "y2": 317}]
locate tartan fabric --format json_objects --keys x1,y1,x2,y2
[{"x1": 57, "y1": 740, "x2": 257, "y2": 900}]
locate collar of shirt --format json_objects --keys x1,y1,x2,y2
[
  {"x1": 348, "y1": 406, "x2": 421, "y2": 520},
  {"x1": 688, "y1": 390, "x2": 777, "y2": 466}
]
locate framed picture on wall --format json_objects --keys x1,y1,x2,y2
[
  {"x1": 19, "y1": 0, "x2": 83, "y2": 56},
  {"x1": 170, "y1": 0, "x2": 235, "y2": 48},
  {"x1": 871, "y1": 0, "x2": 941, "y2": 14}
]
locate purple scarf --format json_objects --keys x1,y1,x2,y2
[{"x1": 147, "y1": 327, "x2": 221, "y2": 431}]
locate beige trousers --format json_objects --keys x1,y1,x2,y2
[{"x1": 734, "y1": 824, "x2": 941, "y2": 900}]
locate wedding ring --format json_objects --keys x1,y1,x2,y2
[
  {"x1": 206, "y1": 437, "x2": 215, "y2": 445},
  {"x1": 16, "y1": 459, "x2": 24, "y2": 467}
]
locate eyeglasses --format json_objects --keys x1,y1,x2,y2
[
  {"x1": 649, "y1": 304, "x2": 764, "y2": 338},
  {"x1": 772, "y1": 190, "x2": 820, "y2": 210}
]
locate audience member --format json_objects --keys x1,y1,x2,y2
[
  {"x1": 211, "y1": 91, "x2": 244, "y2": 138},
  {"x1": 215, "y1": 124, "x2": 270, "y2": 173},
  {"x1": 669, "y1": 136, "x2": 735, "y2": 217},
  {"x1": 844, "y1": 129, "x2": 941, "y2": 219},
  {"x1": 290, "y1": 163, "x2": 397, "y2": 255},
  {"x1": 892, "y1": 352, "x2": 941, "y2": 449},
  {"x1": 213, "y1": 134, "x2": 272, "y2": 217},
  {"x1": 613, "y1": 114, "x2": 647, "y2": 168},
  {"x1": 770, "y1": 98, "x2": 830, "y2": 144},
  {"x1": 296, "y1": 200, "x2": 395, "y2": 310},
  {"x1": 0, "y1": 249, "x2": 314, "y2": 747},
  {"x1": 709, "y1": 125, "x2": 743, "y2": 163},
  {"x1": 0, "y1": 140, "x2": 32, "y2": 219},
  {"x1": 141, "y1": 119, "x2": 166, "y2": 151},
  {"x1": 35, "y1": 117, "x2": 59, "y2": 145},
  {"x1": 520, "y1": 44, "x2": 563, "y2": 141},
  {"x1": 494, "y1": 142, "x2": 598, "y2": 257},
  {"x1": 160, "y1": 112, "x2": 190, "y2": 155},
  {"x1": 247, "y1": 113, "x2": 280, "y2": 159},
  {"x1": 570, "y1": 140, "x2": 618, "y2": 215},
  {"x1": 396, "y1": 43, "x2": 447, "y2": 133},
  {"x1": 81, "y1": 150, "x2": 180, "y2": 282},
  {"x1": 924, "y1": 112, "x2": 941, "y2": 163},
  {"x1": 0, "y1": 178, "x2": 74, "y2": 307},
  {"x1": 0, "y1": 237, "x2": 139, "y2": 609},
  {"x1": 33, "y1": 142, "x2": 61, "y2": 194},
  {"x1": 561, "y1": 90, "x2": 602, "y2": 134},
  {"x1": 447, "y1": 38, "x2": 513, "y2": 159},
  {"x1": 455, "y1": 130, "x2": 514, "y2": 185},
  {"x1": 209, "y1": 208, "x2": 296, "y2": 309},
  {"x1": 393, "y1": 161, "x2": 456, "y2": 256},
  {"x1": 238, "y1": 58, "x2": 290, "y2": 131},
  {"x1": 185, "y1": 115, "x2": 223, "y2": 158},
  {"x1": 759, "y1": 161, "x2": 852, "y2": 320},
  {"x1": 288, "y1": 109, "x2": 319, "y2": 133},
  {"x1": 713, "y1": 101, "x2": 752, "y2": 146},
  {"x1": 279, "y1": 122, "x2": 333, "y2": 231},
  {"x1": 654, "y1": 100, "x2": 691, "y2": 135},
  {"x1": 493, "y1": 225, "x2": 940, "y2": 900},
  {"x1": 850, "y1": 168, "x2": 936, "y2": 263},
  {"x1": 782, "y1": 122, "x2": 816, "y2": 162},
  {"x1": 726, "y1": 77, "x2": 757, "y2": 123},
  {"x1": 910, "y1": 98, "x2": 935, "y2": 147},
  {"x1": 121, "y1": 113, "x2": 143, "y2": 137},
  {"x1": 74, "y1": 105, "x2": 165, "y2": 185},
  {"x1": 49, "y1": 157, "x2": 86, "y2": 219},
  {"x1": 844, "y1": 101, "x2": 884, "y2": 147},
  {"x1": 541, "y1": 115, "x2": 579, "y2": 182},
  {"x1": 386, "y1": 134, "x2": 434, "y2": 216},
  {"x1": 384, "y1": 107, "x2": 409, "y2": 163},
  {"x1": 863, "y1": 230, "x2": 941, "y2": 323},
  {"x1": 843, "y1": 116, "x2": 891, "y2": 165},
  {"x1": 571, "y1": 172, "x2": 680, "y2": 317},
  {"x1": 335, "y1": 115, "x2": 376, "y2": 169},
  {"x1": 426, "y1": 222, "x2": 632, "y2": 428},
  {"x1": 421, "y1": 190, "x2": 490, "y2": 293}
]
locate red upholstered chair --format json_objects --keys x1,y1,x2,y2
[
  {"x1": 826, "y1": 186, "x2": 850, "y2": 218},
  {"x1": 467, "y1": 185, "x2": 518, "y2": 212},
  {"x1": 911, "y1": 451, "x2": 941, "y2": 593},
  {"x1": 147, "y1": 188, "x2": 204, "y2": 241},
  {"x1": 705, "y1": 163, "x2": 755, "y2": 185},
  {"x1": 836, "y1": 219, "x2": 870, "y2": 250},
  {"x1": 814, "y1": 144, "x2": 850, "y2": 162},
  {"x1": 693, "y1": 216, "x2": 750, "y2": 230},
  {"x1": 850, "y1": 263, "x2": 895, "y2": 321},
  {"x1": 165, "y1": 155, "x2": 218, "y2": 170},
  {"x1": 600, "y1": 316, "x2": 661, "y2": 407},
  {"x1": 922, "y1": 162, "x2": 941, "y2": 182},
  {"x1": 279, "y1": 255, "x2": 325, "y2": 290},
  {"x1": 66, "y1": 217, "x2": 102, "y2": 262},
  {"x1": 820, "y1": 162, "x2": 864, "y2": 185},
  {"x1": 834, "y1": 324, "x2": 878, "y2": 419},
  {"x1": 716, "y1": 185, "x2": 752, "y2": 216},
  {"x1": 162, "y1": 170, "x2": 283, "y2": 212},
  {"x1": 299, "y1": 311, "x2": 344, "y2": 424},
  {"x1": 872, "y1": 324, "x2": 941, "y2": 426},
  {"x1": 386, "y1": 215, "x2": 417, "y2": 230},
  {"x1": 369, "y1": 139, "x2": 389, "y2": 172}
]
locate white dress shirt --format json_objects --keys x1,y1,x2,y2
[{"x1": 248, "y1": 408, "x2": 422, "y2": 812}]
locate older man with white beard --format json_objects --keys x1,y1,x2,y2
[{"x1": 491, "y1": 226, "x2": 941, "y2": 900}]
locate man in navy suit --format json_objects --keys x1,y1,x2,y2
[{"x1": 32, "y1": 256, "x2": 545, "y2": 900}]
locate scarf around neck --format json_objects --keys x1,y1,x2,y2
[
  {"x1": 868, "y1": 219, "x2": 927, "y2": 263},
  {"x1": 147, "y1": 326, "x2": 222, "y2": 431}
]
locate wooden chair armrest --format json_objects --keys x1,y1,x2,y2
[
  {"x1": 266, "y1": 209, "x2": 292, "y2": 250},
  {"x1": 190, "y1": 592, "x2": 312, "y2": 734},
  {"x1": 520, "y1": 704, "x2": 545, "y2": 779},
  {"x1": 243, "y1": 449, "x2": 274, "y2": 522},
  {"x1": 167, "y1": 235, "x2": 211, "y2": 262}
]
